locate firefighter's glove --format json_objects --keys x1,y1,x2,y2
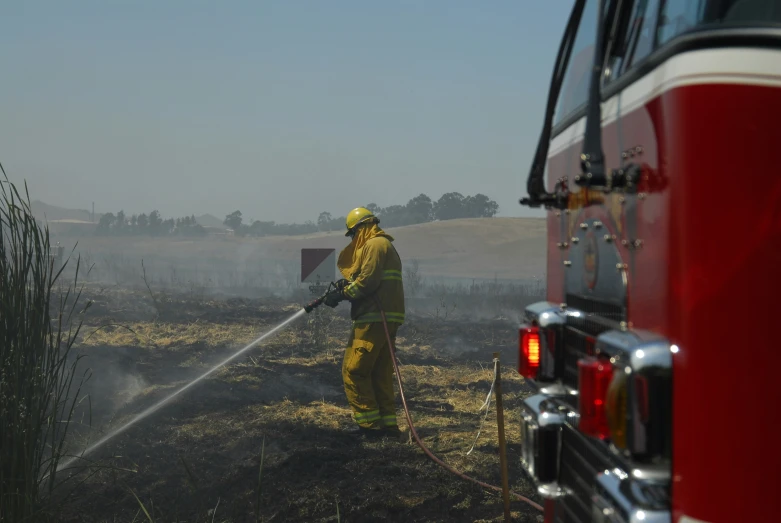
[
  {"x1": 335, "y1": 278, "x2": 349, "y2": 291},
  {"x1": 323, "y1": 290, "x2": 345, "y2": 308}
]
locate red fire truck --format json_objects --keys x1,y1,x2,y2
[{"x1": 517, "y1": 1, "x2": 781, "y2": 522}]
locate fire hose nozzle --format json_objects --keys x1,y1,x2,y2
[
  {"x1": 303, "y1": 297, "x2": 323, "y2": 314},
  {"x1": 303, "y1": 281, "x2": 340, "y2": 313}
]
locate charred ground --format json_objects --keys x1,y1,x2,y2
[{"x1": 55, "y1": 283, "x2": 545, "y2": 523}]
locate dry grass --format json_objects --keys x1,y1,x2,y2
[
  {"x1": 80, "y1": 322, "x2": 262, "y2": 351},
  {"x1": 56, "y1": 285, "x2": 543, "y2": 523}
]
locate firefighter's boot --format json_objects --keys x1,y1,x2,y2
[{"x1": 342, "y1": 424, "x2": 383, "y2": 439}]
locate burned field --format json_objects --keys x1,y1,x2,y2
[{"x1": 57, "y1": 285, "x2": 545, "y2": 522}]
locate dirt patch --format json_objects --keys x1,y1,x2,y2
[{"x1": 57, "y1": 287, "x2": 544, "y2": 522}]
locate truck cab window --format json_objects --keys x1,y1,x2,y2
[
  {"x1": 658, "y1": 0, "x2": 781, "y2": 46},
  {"x1": 553, "y1": 0, "x2": 598, "y2": 126},
  {"x1": 603, "y1": 0, "x2": 660, "y2": 84},
  {"x1": 658, "y1": 1, "x2": 707, "y2": 45},
  {"x1": 627, "y1": 0, "x2": 662, "y2": 68},
  {"x1": 721, "y1": 0, "x2": 781, "y2": 23}
]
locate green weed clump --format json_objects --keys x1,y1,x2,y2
[{"x1": 0, "y1": 168, "x2": 91, "y2": 521}]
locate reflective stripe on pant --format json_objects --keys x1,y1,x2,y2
[{"x1": 341, "y1": 322, "x2": 399, "y2": 429}]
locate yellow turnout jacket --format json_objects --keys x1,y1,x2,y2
[{"x1": 337, "y1": 223, "x2": 405, "y2": 325}]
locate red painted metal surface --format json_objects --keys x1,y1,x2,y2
[
  {"x1": 544, "y1": 81, "x2": 781, "y2": 521},
  {"x1": 544, "y1": 499, "x2": 556, "y2": 523},
  {"x1": 546, "y1": 208, "x2": 564, "y2": 303},
  {"x1": 661, "y1": 83, "x2": 781, "y2": 523}
]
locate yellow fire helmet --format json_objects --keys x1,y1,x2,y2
[{"x1": 345, "y1": 207, "x2": 377, "y2": 236}]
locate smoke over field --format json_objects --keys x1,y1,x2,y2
[
  {"x1": 56, "y1": 280, "x2": 547, "y2": 522},
  {"x1": 49, "y1": 216, "x2": 546, "y2": 296},
  {"x1": 36, "y1": 217, "x2": 549, "y2": 521}
]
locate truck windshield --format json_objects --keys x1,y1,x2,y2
[
  {"x1": 658, "y1": 0, "x2": 781, "y2": 46},
  {"x1": 553, "y1": 0, "x2": 600, "y2": 126}
]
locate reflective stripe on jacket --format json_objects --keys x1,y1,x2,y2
[{"x1": 343, "y1": 236, "x2": 405, "y2": 324}]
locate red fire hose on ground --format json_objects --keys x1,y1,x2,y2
[
  {"x1": 375, "y1": 303, "x2": 544, "y2": 513},
  {"x1": 306, "y1": 286, "x2": 544, "y2": 512}
]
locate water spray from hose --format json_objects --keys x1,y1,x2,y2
[
  {"x1": 56, "y1": 309, "x2": 307, "y2": 474},
  {"x1": 56, "y1": 284, "x2": 543, "y2": 514},
  {"x1": 59, "y1": 284, "x2": 341, "y2": 475}
]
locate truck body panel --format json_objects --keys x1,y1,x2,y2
[{"x1": 528, "y1": 40, "x2": 781, "y2": 522}]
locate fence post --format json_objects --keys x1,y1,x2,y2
[{"x1": 493, "y1": 351, "x2": 512, "y2": 522}]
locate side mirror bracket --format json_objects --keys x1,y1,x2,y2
[{"x1": 575, "y1": 0, "x2": 610, "y2": 190}]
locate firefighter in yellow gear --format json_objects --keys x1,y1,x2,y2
[{"x1": 324, "y1": 207, "x2": 405, "y2": 438}]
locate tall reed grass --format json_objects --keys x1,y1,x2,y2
[{"x1": 0, "y1": 168, "x2": 91, "y2": 521}]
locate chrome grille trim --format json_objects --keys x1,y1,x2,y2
[{"x1": 519, "y1": 393, "x2": 567, "y2": 497}]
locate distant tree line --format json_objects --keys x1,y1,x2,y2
[
  {"x1": 223, "y1": 210, "x2": 320, "y2": 237},
  {"x1": 226, "y1": 191, "x2": 499, "y2": 237},
  {"x1": 95, "y1": 211, "x2": 206, "y2": 237},
  {"x1": 91, "y1": 192, "x2": 498, "y2": 239}
]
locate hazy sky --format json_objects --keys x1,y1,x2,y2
[{"x1": 1, "y1": 1, "x2": 571, "y2": 224}]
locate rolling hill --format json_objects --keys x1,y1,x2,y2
[
  {"x1": 246, "y1": 217, "x2": 547, "y2": 280},
  {"x1": 49, "y1": 216, "x2": 547, "y2": 283},
  {"x1": 31, "y1": 201, "x2": 229, "y2": 231},
  {"x1": 32, "y1": 200, "x2": 97, "y2": 222}
]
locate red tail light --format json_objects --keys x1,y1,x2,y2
[
  {"x1": 519, "y1": 327, "x2": 541, "y2": 379},
  {"x1": 578, "y1": 356, "x2": 614, "y2": 439}
]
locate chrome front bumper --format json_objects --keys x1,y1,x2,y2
[{"x1": 519, "y1": 300, "x2": 672, "y2": 522}]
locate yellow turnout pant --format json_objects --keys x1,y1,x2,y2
[{"x1": 342, "y1": 322, "x2": 399, "y2": 429}]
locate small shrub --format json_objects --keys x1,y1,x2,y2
[{"x1": 403, "y1": 259, "x2": 424, "y2": 298}]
